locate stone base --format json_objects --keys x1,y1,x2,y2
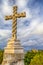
[{"x1": 2, "y1": 38, "x2": 24, "y2": 65}]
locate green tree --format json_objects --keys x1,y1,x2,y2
[
  {"x1": 24, "y1": 50, "x2": 38, "y2": 65},
  {"x1": 0, "y1": 50, "x2": 4, "y2": 64},
  {"x1": 30, "y1": 53, "x2": 43, "y2": 65}
]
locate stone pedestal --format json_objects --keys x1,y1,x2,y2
[{"x1": 2, "y1": 37, "x2": 24, "y2": 65}]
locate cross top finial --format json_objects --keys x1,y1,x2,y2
[
  {"x1": 13, "y1": 6, "x2": 17, "y2": 9},
  {"x1": 5, "y1": 6, "x2": 26, "y2": 40}
]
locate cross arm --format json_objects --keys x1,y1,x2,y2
[
  {"x1": 5, "y1": 15, "x2": 13, "y2": 20},
  {"x1": 15, "y1": 12, "x2": 26, "y2": 18}
]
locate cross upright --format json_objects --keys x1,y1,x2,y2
[{"x1": 5, "y1": 6, "x2": 26, "y2": 40}]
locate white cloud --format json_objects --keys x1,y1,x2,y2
[
  {"x1": 15, "y1": 0, "x2": 28, "y2": 9},
  {"x1": 2, "y1": 0, "x2": 12, "y2": 15},
  {"x1": 0, "y1": 0, "x2": 43, "y2": 47},
  {"x1": 2, "y1": 5, "x2": 12, "y2": 15},
  {"x1": 32, "y1": 23, "x2": 43, "y2": 34},
  {"x1": 0, "y1": 13, "x2": 3, "y2": 19},
  {"x1": 17, "y1": 18, "x2": 40, "y2": 38},
  {"x1": 17, "y1": 17, "x2": 43, "y2": 46},
  {"x1": 0, "y1": 29, "x2": 11, "y2": 46},
  {"x1": 22, "y1": 40, "x2": 38, "y2": 46},
  {"x1": 0, "y1": 29, "x2": 11, "y2": 37}
]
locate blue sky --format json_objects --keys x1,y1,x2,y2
[{"x1": 0, "y1": 0, "x2": 43, "y2": 50}]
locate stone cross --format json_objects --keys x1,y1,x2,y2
[{"x1": 5, "y1": 6, "x2": 26, "y2": 40}]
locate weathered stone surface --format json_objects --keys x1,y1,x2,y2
[
  {"x1": 2, "y1": 37, "x2": 24, "y2": 65},
  {"x1": 2, "y1": 6, "x2": 26, "y2": 65}
]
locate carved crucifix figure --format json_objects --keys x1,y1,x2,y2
[{"x1": 5, "y1": 6, "x2": 26, "y2": 40}]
